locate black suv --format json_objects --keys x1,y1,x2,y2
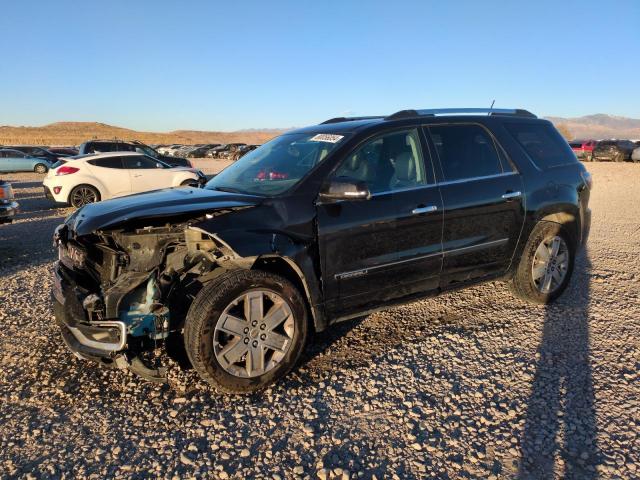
[
  {"x1": 78, "y1": 140, "x2": 192, "y2": 167},
  {"x1": 592, "y1": 139, "x2": 636, "y2": 162},
  {"x1": 52, "y1": 108, "x2": 592, "y2": 393}
]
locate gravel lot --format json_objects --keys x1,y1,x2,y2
[{"x1": 0, "y1": 163, "x2": 638, "y2": 479}]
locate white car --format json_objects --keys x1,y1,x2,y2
[{"x1": 43, "y1": 152, "x2": 204, "y2": 207}]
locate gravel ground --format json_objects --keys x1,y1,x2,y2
[{"x1": 0, "y1": 163, "x2": 638, "y2": 479}]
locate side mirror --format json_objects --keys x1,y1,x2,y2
[{"x1": 319, "y1": 177, "x2": 371, "y2": 203}]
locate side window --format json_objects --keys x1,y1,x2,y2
[
  {"x1": 88, "y1": 157, "x2": 124, "y2": 169},
  {"x1": 427, "y1": 125, "x2": 503, "y2": 182},
  {"x1": 334, "y1": 129, "x2": 427, "y2": 194},
  {"x1": 123, "y1": 155, "x2": 160, "y2": 169},
  {"x1": 504, "y1": 122, "x2": 577, "y2": 169}
]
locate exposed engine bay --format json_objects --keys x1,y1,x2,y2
[{"x1": 53, "y1": 215, "x2": 255, "y2": 382}]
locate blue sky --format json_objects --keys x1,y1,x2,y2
[{"x1": 1, "y1": 0, "x2": 638, "y2": 131}]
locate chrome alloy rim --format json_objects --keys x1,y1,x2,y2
[
  {"x1": 213, "y1": 290, "x2": 295, "y2": 378},
  {"x1": 532, "y1": 235, "x2": 569, "y2": 294},
  {"x1": 71, "y1": 187, "x2": 97, "y2": 207}
]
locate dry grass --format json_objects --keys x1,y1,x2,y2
[{"x1": 0, "y1": 122, "x2": 286, "y2": 146}]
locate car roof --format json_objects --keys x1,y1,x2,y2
[
  {"x1": 80, "y1": 151, "x2": 143, "y2": 159},
  {"x1": 287, "y1": 108, "x2": 540, "y2": 136}
]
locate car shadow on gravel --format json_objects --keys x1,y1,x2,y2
[{"x1": 518, "y1": 250, "x2": 601, "y2": 479}]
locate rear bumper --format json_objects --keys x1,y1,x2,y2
[
  {"x1": 53, "y1": 264, "x2": 127, "y2": 361},
  {"x1": 0, "y1": 201, "x2": 19, "y2": 221}
]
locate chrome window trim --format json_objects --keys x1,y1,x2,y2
[
  {"x1": 334, "y1": 238, "x2": 509, "y2": 279},
  {"x1": 370, "y1": 171, "x2": 518, "y2": 197}
]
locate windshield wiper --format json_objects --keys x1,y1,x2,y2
[{"x1": 212, "y1": 186, "x2": 245, "y2": 194}]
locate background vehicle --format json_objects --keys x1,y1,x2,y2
[
  {"x1": 0, "y1": 180, "x2": 19, "y2": 224},
  {"x1": 230, "y1": 144, "x2": 259, "y2": 161},
  {"x1": 592, "y1": 139, "x2": 636, "y2": 162},
  {"x1": 0, "y1": 149, "x2": 54, "y2": 173},
  {"x1": 48, "y1": 147, "x2": 79, "y2": 157},
  {"x1": 4, "y1": 145, "x2": 62, "y2": 163},
  {"x1": 569, "y1": 139, "x2": 596, "y2": 161},
  {"x1": 43, "y1": 151, "x2": 205, "y2": 207},
  {"x1": 187, "y1": 144, "x2": 220, "y2": 157},
  {"x1": 52, "y1": 107, "x2": 591, "y2": 393},
  {"x1": 206, "y1": 143, "x2": 247, "y2": 159},
  {"x1": 78, "y1": 140, "x2": 193, "y2": 167}
]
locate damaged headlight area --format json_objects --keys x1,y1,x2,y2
[{"x1": 52, "y1": 220, "x2": 236, "y2": 382}]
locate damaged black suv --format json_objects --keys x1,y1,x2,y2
[{"x1": 53, "y1": 108, "x2": 592, "y2": 393}]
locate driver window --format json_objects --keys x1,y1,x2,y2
[
  {"x1": 333, "y1": 129, "x2": 427, "y2": 194},
  {"x1": 123, "y1": 155, "x2": 161, "y2": 169}
]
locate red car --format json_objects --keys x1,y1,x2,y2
[{"x1": 569, "y1": 139, "x2": 596, "y2": 161}]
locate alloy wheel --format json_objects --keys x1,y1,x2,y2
[
  {"x1": 213, "y1": 289, "x2": 295, "y2": 378},
  {"x1": 71, "y1": 187, "x2": 97, "y2": 207},
  {"x1": 531, "y1": 235, "x2": 569, "y2": 294}
]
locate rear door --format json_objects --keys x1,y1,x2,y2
[
  {"x1": 123, "y1": 155, "x2": 173, "y2": 193},
  {"x1": 86, "y1": 156, "x2": 131, "y2": 198},
  {"x1": 425, "y1": 123, "x2": 525, "y2": 287},
  {"x1": 317, "y1": 128, "x2": 443, "y2": 318}
]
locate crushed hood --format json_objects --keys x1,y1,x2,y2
[{"x1": 66, "y1": 187, "x2": 262, "y2": 236}]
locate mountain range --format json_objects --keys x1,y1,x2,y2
[
  {"x1": 0, "y1": 114, "x2": 638, "y2": 146},
  {"x1": 545, "y1": 114, "x2": 640, "y2": 140}
]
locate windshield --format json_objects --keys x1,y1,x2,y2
[
  {"x1": 135, "y1": 144, "x2": 159, "y2": 157},
  {"x1": 205, "y1": 132, "x2": 346, "y2": 196}
]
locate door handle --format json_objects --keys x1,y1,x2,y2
[
  {"x1": 502, "y1": 191, "x2": 522, "y2": 200},
  {"x1": 412, "y1": 205, "x2": 438, "y2": 215}
]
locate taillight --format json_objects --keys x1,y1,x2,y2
[
  {"x1": 53, "y1": 187, "x2": 62, "y2": 194},
  {"x1": 56, "y1": 166, "x2": 79, "y2": 176}
]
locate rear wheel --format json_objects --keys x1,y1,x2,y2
[
  {"x1": 184, "y1": 270, "x2": 308, "y2": 394},
  {"x1": 34, "y1": 163, "x2": 48, "y2": 174},
  {"x1": 180, "y1": 179, "x2": 198, "y2": 187},
  {"x1": 509, "y1": 222, "x2": 575, "y2": 304},
  {"x1": 614, "y1": 150, "x2": 625, "y2": 162},
  {"x1": 69, "y1": 185, "x2": 100, "y2": 208}
]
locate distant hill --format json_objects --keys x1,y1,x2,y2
[
  {"x1": 0, "y1": 122, "x2": 287, "y2": 147},
  {"x1": 1, "y1": 115, "x2": 639, "y2": 146},
  {"x1": 546, "y1": 114, "x2": 640, "y2": 140}
]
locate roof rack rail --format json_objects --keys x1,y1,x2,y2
[
  {"x1": 320, "y1": 116, "x2": 384, "y2": 125},
  {"x1": 384, "y1": 108, "x2": 537, "y2": 121}
]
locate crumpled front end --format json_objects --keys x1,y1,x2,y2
[{"x1": 52, "y1": 217, "x2": 234, "y2": 381}]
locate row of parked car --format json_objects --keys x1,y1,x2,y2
[
  {"x1": 0, "y1": 140, "x2": 212, "y2": 213},
  {"x1": 570, "y1": 138, "x2": 640, "y2": 162},
  {"x1": 157, "y1": 143, "x2": 259, "y2": 160}
]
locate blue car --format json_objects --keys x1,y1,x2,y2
[{"x1": 0, "y1": 149, "x2": 54, "y2": 173}]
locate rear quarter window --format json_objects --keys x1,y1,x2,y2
[{"x1": 504, "y1": 122, "x2": 577, "y2": 169}]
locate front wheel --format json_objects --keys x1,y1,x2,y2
[
  {"x1": 614, "y1": 150, "x2": 625, "y2": 162},
  {"x1": 184, "y1": 270, "x2": 308, "y2": 394},
  {"x1": 509, "y1": 222, "x2": 575, "y2": 304},
  {"x1": 34, "y1": 163, "x2": 48, "y2": 174}
]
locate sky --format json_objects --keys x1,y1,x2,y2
[{"x1": 1, "y1": 0, "x2": 639, "y2": 131}]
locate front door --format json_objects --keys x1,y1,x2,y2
[
  {"x1": 124, "y1": 155, "x2": 172, "y2": 193},
  {"x1": 317, "y1": 128, "x2": 443, "y2": 319},
  {"x1": 425, "y1": 124, "x2": 525, "y2": 287}
]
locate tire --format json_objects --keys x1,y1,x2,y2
[
  {"x1": 34, "y1": 163, "x2": 48, "y2": 174},
  {"x1": 509, "y1": 222, "x2": 575, "y2": 304},
  {"x1": 69, "y1": 185, "x2": 100, "y2": 208},
  {"x1": 614, "y1": 150, "x2": 625, "y2": 162},
  {"x1": 180, "y1": 179, "x2": 198, "y2": 187},
  {"x1": 184, "y1": 269, "x2": 308, "y2": 394}
]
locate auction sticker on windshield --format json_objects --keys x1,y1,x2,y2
[{"x1": 309, "y1": 134, "x2": 344, "y2": 143}]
